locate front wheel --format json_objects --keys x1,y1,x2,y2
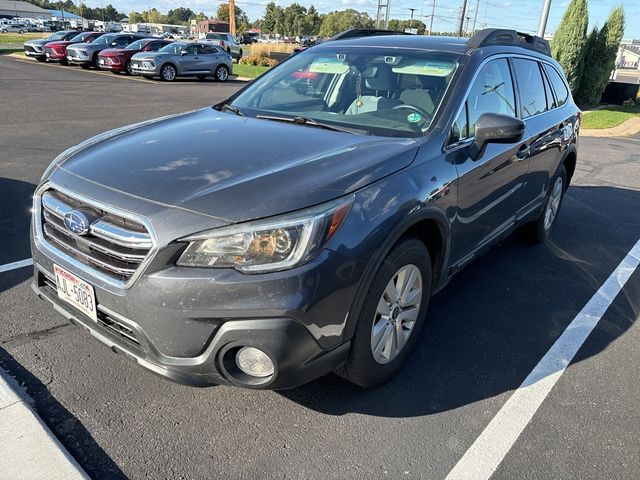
[
  {"x1": 521, "y1": 164, "x2": 567, "y2": 243},
  {"x1": 125, "y1": 61, "x2": 134, "y2": 76},
  {"x1": 160, "y1": 64, "x2": 177, "y2": 81},
  {"x1": 215, "y1": 64, "x2": 229, "y2": 82},
  {"x1": 337, "y1": 238, "x2": 431, "y2": 388}
]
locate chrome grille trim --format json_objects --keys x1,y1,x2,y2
[{"x1": 34, "y1": 183, "x2": 158, "y2": 290}]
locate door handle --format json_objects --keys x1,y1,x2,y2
[{"x1": 515, "y1": 144, "x2": 529, "y2": 160}]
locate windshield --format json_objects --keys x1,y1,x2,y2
[
  {"x1": 69, "y1": 32, "x2": 91, "y2": 43},
  {"x1": 230, "y1": 47, "x2": 460, "y2": 137},
  {"x1": 126, "y1": 39, "x2": 147, "y2": 50},
  {"x1": 158, "y1": 43, "x2": 185, "y2": 54},
  {"x1": 48, "y1": 31, "x2": 70, "y2": 41},
  {"x1": 93, "y1": 34, "x2": 117, "y2": 45}
]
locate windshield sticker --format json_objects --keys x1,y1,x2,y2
[
  {"x1": 393, "y1": 60, "x2": 456, "y2": 77},
  {"x1": 407, "y1": 113, "x2": 422, "y2": 123},
  {"x1": 309, "y1": 57, "x2": 349, "y2": 74}
]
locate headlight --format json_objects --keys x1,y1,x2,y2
[{"x1": 177, "y1": 196, "x2": 353, "y2": 273}]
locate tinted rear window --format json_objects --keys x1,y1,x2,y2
[{"x1": 512, "y1": 58, "x2": 547, "y2": 118}]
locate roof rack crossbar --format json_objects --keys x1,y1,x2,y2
[{"x1": 466, "y1": 28, "x2": 551, "y2": 57}]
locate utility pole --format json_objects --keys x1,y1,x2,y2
[
  {"x1": 229, "y1": 0, "x2": 236, "y2": 35},
  {"x1": 537, "y1": 0, "x2": 552, "y2": 37},
  {"x1": 457, "y1": 0, "x2": 468, "y2": 37},
  {"x1": 471, "y1": 0, "x2": 480, "y2": 33},
  {"x1": 428, "y1": 0, "x2": 436, "y2": 35},
  {"x1": 408, "y1": 8, "x2": 416, "y2": 30},
  {"x1": 375, "y1": 0, "x2": 390, "y2": 29}
]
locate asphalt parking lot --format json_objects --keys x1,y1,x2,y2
[{"x1": 1, "y1": 54, "x2": 639, "y2": 480}]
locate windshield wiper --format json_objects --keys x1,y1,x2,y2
[
  {"x1": 255, "y1": 114, "x2": 365, "y2": 135},
  {"x1": 220, "y1": 104, "x2": 245, "y2": 117}
]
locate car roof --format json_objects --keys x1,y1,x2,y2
[{"x1": 317, "y1": 34, "x2": 470, "y2": 54}]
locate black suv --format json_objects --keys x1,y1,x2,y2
[{"x1": 31, "y1": 29, "x2": 579, "y2": 390}]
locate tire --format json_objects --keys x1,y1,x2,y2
[
  {"x1": 1, "y1": 29, "x2": 7, "y2": 34},
  {"x1": 521, "y1": 164, "x2": 567, "y2": 243},
  {"x1": 125, "y1": 61, "x2": 133, "y2": 76},
  {"x1": 160, "y1": 63, "x2": 177, "y2": 81},
  {"x1": 337, "y1": 238, "x2": 432, "y2": 388},
  {"x1": 19, "y1": 29, "x2": 24, "y2": 34},
  {"x1": 215, "y1": 64, "x2": 229, "y2": 82}
]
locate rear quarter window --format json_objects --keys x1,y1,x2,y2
[{"x1": 543, "y1": 64, "x2": 570, "y2": 107}]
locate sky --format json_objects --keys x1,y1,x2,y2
[{"x1": 81, "y1": 0, "x2": 640, "y2": 39}]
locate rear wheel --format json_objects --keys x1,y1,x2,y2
[
  {"x1": 337, "y1": 238, "x2": 431, "y2": 388},
  {"x1": 215, "y1": 64, "x2": 229, "y2": 82},
  {"x1": 160, "y1": 63, "x2": 177, "y2": 81},
  {"x1": 521, "y1": 164, "x2": 567, "y2": 243}
]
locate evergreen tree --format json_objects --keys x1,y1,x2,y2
[
  {"x1": 550, "y1": 0, "x2": 589, "y2": 94},
  {"x1": 576, "y1": 6, "x2": 625, "y2": 106}
]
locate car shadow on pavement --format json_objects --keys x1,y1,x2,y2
[
  {"x1": 0, "y1": 177, "x2": 35, "y2": 293},
  {"x1": 0, "y1": 347, "x2": 128, "y2": 480},
  {"x1": 279, "y1": 185, "x2": 640, "y2": 417}
]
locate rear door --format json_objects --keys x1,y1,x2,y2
[
  {"x1": 196, "y1": 44, "x2": 223, "y2": 73},
  {"x1": 511, "y1": 57, "x2": 568, "y2": 204},
  {"x1": 447, "y1": 57, "x2": 531, "y2": 266}
]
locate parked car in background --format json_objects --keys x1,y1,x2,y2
[
  {"x1": 130, "y1": 42, "x2": 232, "y2": 81},
  {"x1": 67, "y1": 33, "x2": 151, "y2": 69},
  {"x1": 1, "y1": 22, "x2": 26, "y2": 33},
  {"x1": 45, "y1": 31, "x2": 106, "y2": 65},
  {"x1": 30, "y1": 29, "x2": 579, "y2": 390},
  {"x1": 237, "y1": 32, "x2": 258, "y2": 44},
  {"x1": 204, "y1": 32, "x2": 242, "y2": 61},
  {"x1": 98, "y1": 38, "x2": 173, "y2": 75},
  {"x1": 24, "y1": 30, "x2": 81, "y2": 62}
]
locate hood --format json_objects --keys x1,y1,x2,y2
[
  {"x1": 100, "y1": 48, "x2": 130, "y2": 56},
  {"x1": 132, "y1": 51, "x2": 168, "y2": 61},
  {"x1": 25, "y1": 38, "x2": 52, "y2": 47},
  {"x1": 52, "y1": 108, "x2": 419, "y2": 223},
  {"x1": 45, "y1": 41, "x2": 71, "y2": 48}
]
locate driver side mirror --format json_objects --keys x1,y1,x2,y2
[
  {"x1": 180, "y1": 50, "x2": 188, "y2": 56},
  {"x1": 469, "y1": 113, "x2": 525, "y2": 160}
]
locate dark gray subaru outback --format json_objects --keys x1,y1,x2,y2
[{"x1": 31, "y1": 29, "x2": 579, "y2": 389}]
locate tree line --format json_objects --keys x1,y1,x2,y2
[
  {"x1": 551, "y1": 0, "x2": 625, "y2": 106},
  {"x1": 26, "y1": 1, "x2": 126, "y2": 22}
]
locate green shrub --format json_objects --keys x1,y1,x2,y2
[{"x1": 551, "y1": 0, "x2": 589, "y2": 94}]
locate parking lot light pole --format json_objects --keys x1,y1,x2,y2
[{"x1": 538, "y1": 0, "x2": 552, "y2": 37}]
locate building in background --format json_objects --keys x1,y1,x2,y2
[
  {"x1": 0, "y1": 0, "x2": 51, "y2": 20},
  {"x1": 192, "y1": 19, "x2": 230, "y2": 39}
]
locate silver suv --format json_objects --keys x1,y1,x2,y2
[
  {"x1": 204, "y1": 32, "x2": 243, "y2": 61},
  {"x1": 130, "y1": 42, "x2": 233, "y2": 81}
]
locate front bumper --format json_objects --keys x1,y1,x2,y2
[
  {"x1": 66, "y1": 53, "x2": 91, "y2": 65},
  {"x1": 24, "y1": 47, "x2": 45, "y2": 58},
  {"x1": 130, "y1": 63, "x2": 159, "y2": 76},
  {"x1": 32, "y1": 272, "x2": 350, "y2": 389}
]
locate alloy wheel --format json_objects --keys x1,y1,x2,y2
[
  {"x1": 162, "y1": 65, "x2": 176, "y2": 81},
  {"x1": 544, "y1": 176, "x2": 563, "y2": 231},
  {"x1": 216, "y1": 65, "x2": 229, "y2": 81},
  {"x1": 370, "y1": 264, "x2": 422, "y2": 364}
]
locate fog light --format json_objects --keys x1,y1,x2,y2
[{"x1": 235, "y1": 347, "x2": 274, "y2": 377}]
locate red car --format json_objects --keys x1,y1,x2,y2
[
  {"x1": 44, "y1": 31, "x2": 106, "y2": 65},
  {"x1": 98, "y1": 38, "x2": 173, "y2": 75}
]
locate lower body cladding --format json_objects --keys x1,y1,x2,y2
[{"x1": 30, "y1": 245, "x2": 365, "y2": 389}]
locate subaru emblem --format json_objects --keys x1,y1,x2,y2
[{"x1": 63, "y1": 210, "x2": 91, "y2": 236}]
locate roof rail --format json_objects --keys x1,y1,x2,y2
[{"x1": 466, "y1": 28, "x2": 551, "y2": 57}]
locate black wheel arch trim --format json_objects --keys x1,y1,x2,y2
[{"x1": 342, "y1": 206, "x2": 451, "y2": 342}]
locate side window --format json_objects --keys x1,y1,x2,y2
[
  {"x1": 540, "y1": 64, "x2": 556, "y2": 110},
  {"x1": 148, "y1": 42, "x2": 161, "y2": 51},
  {"x1": 197, "y1": 45, "x2": 216, "y2": 54},
  {"x1": 451, "y1": 58, "x2": 516, "y2": 142},
  {"x1": 185, "y1": 45, "x2": 198, "y2": 55},
  {"x1": 512, "y1": 58, "x2": 548, "y2": 118},
  {"x1": 543, "y1": 64, "x2": 569, "y2": 107}
]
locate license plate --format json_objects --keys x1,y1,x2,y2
[{"x1": 53, "y1": 264, "x2": 97, "y2": 321}]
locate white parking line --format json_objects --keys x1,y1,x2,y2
[
  {"x1": 0, "y1": 258, "x2": 33, "y2": 274},
  {"x1": 445, "y1": 238, "x2": 640, "y2": 480}
]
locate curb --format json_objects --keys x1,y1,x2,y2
[{"x1": 0, "y1": 368, "x2": 89, "y2": 480}]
